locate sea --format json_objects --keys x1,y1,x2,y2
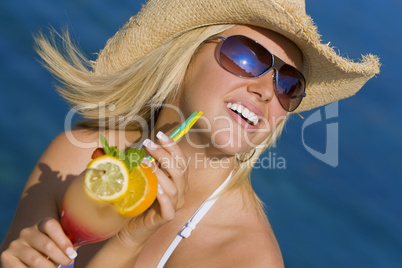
[{"x1": 0, "y1": 0, "x2": 401, "y2": 267}]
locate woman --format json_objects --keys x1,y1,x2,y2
[{"x1": 0, "y1": 0, "x2": 379, "y2": 267}]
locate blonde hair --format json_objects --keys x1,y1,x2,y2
[
  {"x1": 229, "y1": 119, "x2": 287, "y2": 218},
  {"x1": 35, "y1": 25, "x2": 233, "y2": 129},
  {"x1": 35, "y1": 24, "x2": 287, "y2": 217}
]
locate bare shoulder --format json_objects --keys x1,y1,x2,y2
[
  {"x1": 42, "y1": 128, "x2": 142, "y2": 174},
  {"x1": 41, "y1": 129, "x2": 100, "y2": 173},
  {"x1": 0, "y1": 128, "x2": 140, "y2": 251},
  {"x1": 7, "y1": 128, "x2": 105, "y2": 216},
  {"x1": 174, "y1": 189, "x2": 284, "y2": 268},
  {"x1": 32, "y1": 128, "x2": 142, "y2": 200},
  {"x1": 0, "y1": 129, "x2": 98, "y2": 250},
  {"x1": 215, "y1": 192, "x2": 284, "y2": 268},
  {"x1": 223, "y1": 216, "x2": 284, "y2": 268},
  {"x1": 26, "y1": 128, "x2": 102, "y2": 187}
]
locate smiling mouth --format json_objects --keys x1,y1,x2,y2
[{"x1": 226, "y1": 102, "x2": 259, "y2": 126}]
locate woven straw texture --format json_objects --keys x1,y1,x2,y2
[{"x1": 94, "y1": 0, "x2": 380, "y2": 113}]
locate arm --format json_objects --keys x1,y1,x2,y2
[
  {"x1": 2, "y1": 129, "x2": 188, "y2": 267},
  {"x1": 0, "y1": 131, "x2": 91, "y2": 267}
]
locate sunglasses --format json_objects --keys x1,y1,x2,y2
[{"x1": 215, "y1": 35, "x2": 306, "y2": 112}]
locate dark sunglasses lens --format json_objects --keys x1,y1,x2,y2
[
  {"x1": 219, "y1": 36, "x2": 272, "y2": 77},
  {"x1": 276, "y1": 65, "x2": 306, "y2": 112}
]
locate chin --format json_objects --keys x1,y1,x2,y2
[{"x1": 209, "y1": 136, "x2": 253, "y2": 156}]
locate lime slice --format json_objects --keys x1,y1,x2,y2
[{"x1": 85, "y1": 155, "x2": 129, "y2": 202}]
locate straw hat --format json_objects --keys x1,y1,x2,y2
[{"x1": 94, "y1": 0, "x2": 380, "y2": 113}]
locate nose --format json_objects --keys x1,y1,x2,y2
[{"x1": 246, "y1": 69, "x2": 276, "y2": 102}]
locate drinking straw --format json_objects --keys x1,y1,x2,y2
[
  {"x1": 171, "y1": 111, "x2": 202, "y2": 142},
  {"x1": 169, "y1": 111, "x2": 198, "y2": 139},
  {"x1": 146, "y1": 111, "x2": 203, "y2": 162}
]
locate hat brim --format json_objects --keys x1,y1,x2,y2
[{"x1": 94, "y1": 0, "x2": 380, "y2": 113}]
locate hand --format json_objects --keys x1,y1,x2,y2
[
  {"x1": 1, "y1": 218, "x2": 76, "y2": 268},
  {"x1": 115, "y1": 131, "x2": 189, "y2": 245}
]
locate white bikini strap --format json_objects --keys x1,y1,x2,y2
[{"x1": 156, "y1": 171, "x2": 233, "y2": 268}]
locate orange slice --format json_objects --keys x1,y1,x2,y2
[
  {"x1": 84, "y1": 155, "x2": 130, "y2": 202},
  {"x1": 114, "y1": 163, "x2": 158, "y2": 218}
]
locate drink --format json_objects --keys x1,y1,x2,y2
[
  {"x1": 60, "y1": 174, "x2": 128, "y2": 247},
  {"x1": 59, "y1": 112, "x2": 202, "y2": 247}
]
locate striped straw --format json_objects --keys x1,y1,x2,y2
[{"x1": 146, "y1": 111, "x2": 203, "y2": 162}]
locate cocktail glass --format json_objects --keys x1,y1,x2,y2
[
  {"x1": 60, "y1": 169, "x2": 129, "y2": 247},
  {"x1": 58, "y1": 110, "x2": 203, "y2": 266}
]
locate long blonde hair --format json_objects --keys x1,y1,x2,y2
[
  {"x1": 35, "y1": 24, "x2": 287, "y2": 217},
  {"x1": 35, "y1": 25, "x2": 233, "y2": 128}
]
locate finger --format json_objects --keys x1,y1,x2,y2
[
  {"x1": 6, "y1": 239, "x2": 55, "y2": 268},
  {"x1": 142, "y1": 159, "x2": 178, "y2": 201},
  {"x1": 142, "y1": 160, "x2": 187, "y2": 215},
  {"x1": 20, "y1": 246, "x2": 55, "y2": 268},
  {"x1": 143, "y1": 135, "x2": 187, "y2": 209},
  {"x1": 143, "y1": 135, "x2": 188, "y2": 188},
  {"x1": 155, "y1": 132, "x2": 189, "y2": 208},
  {"x1": 153, "y1": 184, "x2": 176, "y2": 222},
  {"x1": 0, "y1": 248, "x2": 26, "y2": 268},
  {"x1": 155, "y1": 131, "x2": 188, "y2": 176},
  {"x1": 36, "y1": 218, "x2": 77, "y2": 264}
]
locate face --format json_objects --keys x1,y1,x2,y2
[{"x1": 178, "y1": 25, "x2": 304, "y2": 156}]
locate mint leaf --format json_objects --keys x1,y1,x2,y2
[
  {"x1": 100, "y1": 135, "x2": 119, "y2": 158},
  {"x1": 99, "y1": 135, "x2": 145, "y2": 172},
  {"x1": 109, "y1": 146, "x2": 117, "y2": 157},
  {"x1": 100, "y1": 134, "x2": 111, "y2": 155},
  {"x1": 116, "y1": 149, "x2": 125, "y2": 161},
  {"x1": 125, "y1": 148, "x2": 145, "y2": 172}
]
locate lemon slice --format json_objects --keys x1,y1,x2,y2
[
  {"x1": 114, "y1": 163, "x2": 158, "y2": 218},
  {"x1": 85, "y1": 155, "x2": 130, "y2": 202}
]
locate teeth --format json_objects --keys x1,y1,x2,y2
[
  {"x1": 227, "y1": 102, "x2": 259, "y2": 125},
  {"x1": 242, "y1": 108, "x2": 250, "y2": 118},
  {"x1": 250, "y1": 115, "x2": 258, "y2": 125}
]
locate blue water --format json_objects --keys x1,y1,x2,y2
[{"x1": 0, "y1": 0, "x2": 401, "y2": 267}]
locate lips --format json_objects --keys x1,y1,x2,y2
[
  {"x1": 225, "y1": 100, "x2": 264, "y2": 130},
  {"x1": 226, "y1": 102, "x2": 259, "y2": 126}
]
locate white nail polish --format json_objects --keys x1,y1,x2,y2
[
  {"x1": 66, "y1": 247, "x2": 77, "y2": 260},
  {"x1": 143, "y1": 139, "x2": 158, "y2": 150},
  {"x1": 142, "y1": 139, "x2": 151, "y2": 148},
  {"x1": 156, "y1": 131, "x2": 169, "y2": 142}
]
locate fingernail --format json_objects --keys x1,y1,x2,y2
[
  {"x1": 158, "y1": 184, "x2": 164, "y2": 195},
  {"x1": 141, "y1": 158, "x2": 152, "y2": 167},
  {"x1": 66, "y1": 247, "x2": 77, "y2": 260},
  {"x1": 156, "y1": 131, "x2": 169, "y2": 142},
  {"x1": 143, "y1": 139, "x2": 158, "y2": 150}
]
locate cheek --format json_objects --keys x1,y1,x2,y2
[
  {"x1": 180, "y1": 54, "x2": 231, "y2": 110},
  {"x1": 269, "y1": 105, "x2": 288, "y2": 126},
  {"x1": 184, "y1": 44, "x2": 237, "y2": 92}
]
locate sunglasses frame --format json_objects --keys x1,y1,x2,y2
[{"x1": 214, "y1": 35, "x2": 307, "y2": 112}]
